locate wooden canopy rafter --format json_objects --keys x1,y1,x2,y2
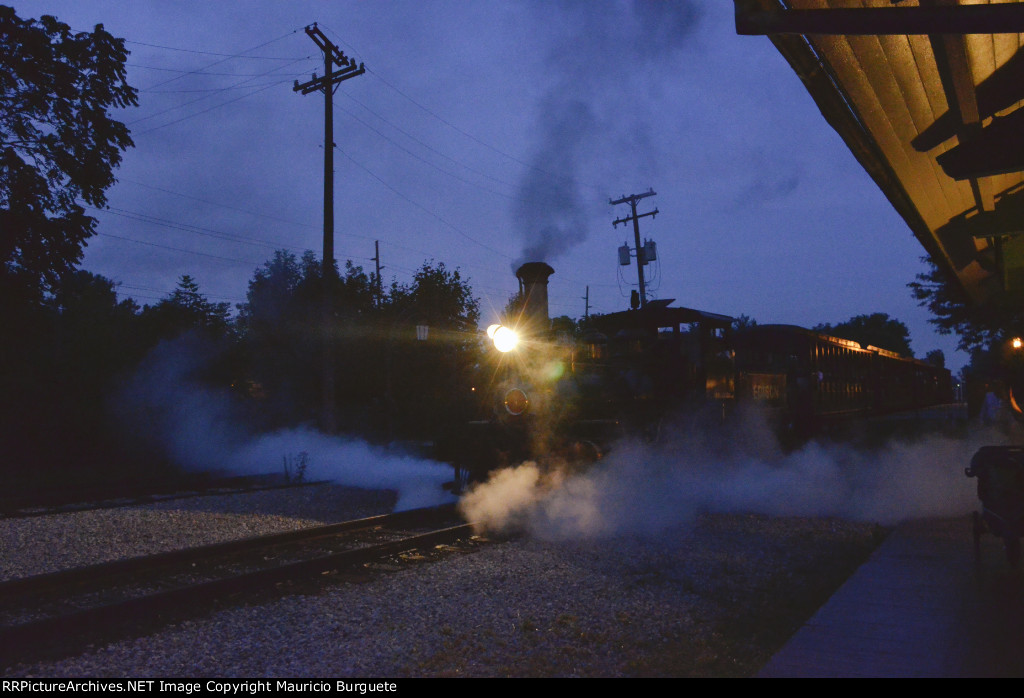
[{"x1": 735, "y1": 0, "x2": 1024, "y2": 303}]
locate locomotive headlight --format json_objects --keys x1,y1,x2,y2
[
  {"x1": 492, "y1": 325, "x2": 519, "y2": 353},
  {"x1": 1013, "y1": 337, "x2": 1022, "y2": 350}
]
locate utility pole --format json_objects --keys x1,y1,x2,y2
[
  {"x1": 611, "y1": 189, "x2": 658, "y2": 309},
  {"x1": 372, "y1": 240, "x2": 384, "y2": 307},
  {"x1": 582, "y1": 286, "x2": 590, "y2": 321},
  {"x1": 294, "y1": 23, "x2": 365, "y2": 433}
]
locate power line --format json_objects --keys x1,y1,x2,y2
[
  {"x1": 102, "y1": 207, "x2": 300, "y2": 251},
  {"x1": 95, "y1": 206, "x2": 372, "y2": 261},
  {"x1": 140, "y1": 28, "x2": 304, "y2": 91},
  {"x1": 332, "y1": 98, "x2": 527, "y2": 205},
  {"x1": 337, "y1": 90, "x2": 524, "y2": 193},
  {"x1": 129, "y1": 56, "x2": 312, "y2": 128},
  {"x1": 108, "y1": 181, "x2": 616, "y2": 304},
  {"x1": 128, "y1": 63, "x2": 312, "y2": 77},
  {"x1": 318, "y1": 24, "x2": 605, "y2": 194},
  {"x1": 117, "y1": 178, "x2": 374, "y2": 243},
  {"x1": 125, "y1": 38, "x2": 307, "y2": 60},
  {"x1": 336, "y1": 146, "x2": 513, "y2": 260},
  {"x1": 112, "y1": 31, "x2": 618, "y2": 310},
  {"x1": 96, "y1": 231, "x2": 261, "y2": 265},
  {"x1": 131, "y1": 80, "x2": 281, "y2": 136},
  {"x1": 142, "y1": 78, "x2": 298, "y2": 94},
  {"x1": 121, "y1": 28, "x2": 612, "y2": 301},
  {"x1": 115, "y1": 178, "x2": 527, "y2": 274}
]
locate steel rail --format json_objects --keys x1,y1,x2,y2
[
  {"x1": 0, "y1": 503, "x2": 457, "y2": 598},
  {"x1": 0, "y1": 518, "x2": 474, "y2": 667}
]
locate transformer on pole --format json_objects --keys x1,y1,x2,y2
[{"x1": 611, "y1": 188, "x2": 659, "y2": 309}]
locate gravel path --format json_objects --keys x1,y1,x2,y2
[{"x1": 2, "y1": 485, "x2": 882, "y2": 677}]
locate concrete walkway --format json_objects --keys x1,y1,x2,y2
[{"x1": 759, "y1": 516, "x2": 1024, "y2": 677}]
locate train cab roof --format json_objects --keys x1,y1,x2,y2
[{"x1": 592, "y1": 299, "x2": 733, "y2": 335}]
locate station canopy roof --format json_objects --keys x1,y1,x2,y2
[{"x1": 735, "y1": 0, "x2": 1024, "y2": 303}]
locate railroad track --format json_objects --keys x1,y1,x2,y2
[{"x1": 0, "y1": 504, "x2": 477, "y2": 668}]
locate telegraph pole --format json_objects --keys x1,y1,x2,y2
[
  {"x1": 611, "y1": 189, "x2": 658, "y2": 308},
  {"x1": 372, "y1": 240, "x2": 384, "y2": 307},
  {"x1": 582, "y1": 286, "x2": 590, "y2": 321},
  {"x1": 294, "y1": 23, "x2": 365, "y2": 432}
]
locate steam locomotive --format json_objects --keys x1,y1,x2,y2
[{"x1": 441, "y1": 262, "x2": 954, "y2": 487}]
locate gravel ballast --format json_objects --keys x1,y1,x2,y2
[
  {"x1": 1, "y1": 483, "x2": 883, "y2": 677},
  {"x1": 0, "y1": 484, "x2": 396, "y2": 581}
]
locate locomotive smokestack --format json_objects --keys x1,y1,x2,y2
[{"x1": 515, "y1": 262, "x2": 554, "y2": 335}]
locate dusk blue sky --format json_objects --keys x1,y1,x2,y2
[{"x1": 15, "y1": 1, "x2": 966, "y2": 371}]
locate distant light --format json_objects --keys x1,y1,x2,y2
[
  {"x1": 1013, "y1": 337, "x2": 1022, "y2": 350},
  {"x1": 486, "y1": 324, "x2": 500, "y2": 339},
  {"x1": 493, "y1": 326, "x2": 519, "y2": 352}
]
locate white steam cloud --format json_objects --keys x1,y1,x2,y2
[
  {"x1": 114, "y1": 337, "x2": 453, "y2": 510},
  {"x1": 460, "y1": 406, "x2": 991, "y2": 538},
  {"x1": 234, "y1": 429, "x2": 452, "y2": 511}
]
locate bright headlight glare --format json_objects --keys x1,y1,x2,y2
[{"x1": 493, "y1": 326, "x2": 519, "y2": 352}]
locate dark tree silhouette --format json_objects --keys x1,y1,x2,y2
[
  {"x1": 388, "y1": 261, "x2": 479, "y2": 329},
  {"x1": 238, "y1": 250, "x2": 304, "y2": 332},
  {"x1": 925, "y1": 349, "x2": 946, "y2": 369},
  {"x1": 142, "y1": 275, "x2": 232, "y2": 340},
  {"x1": 550, "y1": 315, "x2": 578, "y2": 338},
  {"x1": 234, "y1": 252, "x2": 482, "y2": 437},
  {"x1": 52, "y1": 270, "x2": 142, "y2": 373},
  {"x1": 0, "y1": 270, "x2": 153, "y2": 486},
  {"x1": 909, "y1": 256, "x2": 1024, "y2": 353},
  {"x1": 237, "y1": 251, "x2": 401, "y2": 430},
  {"x1": 732, "y1": 314, "x2": 758, "y2": 332},
  {"x1": 383, "y1": 261, "x2": 480, "y2": 437},
  {"x1": 236, "y1": 251, "x2": 313, "y2": 425},
  {"x1": 502, "y1": 291, "x2": 527, "y2": 329},
  {"x1": 0, "y1": 7, "x2": 137, "y2": 299}
]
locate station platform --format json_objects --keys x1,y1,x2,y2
[{"x1": 758, "y1": 516, "x2": 1024, "y2": 677}]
